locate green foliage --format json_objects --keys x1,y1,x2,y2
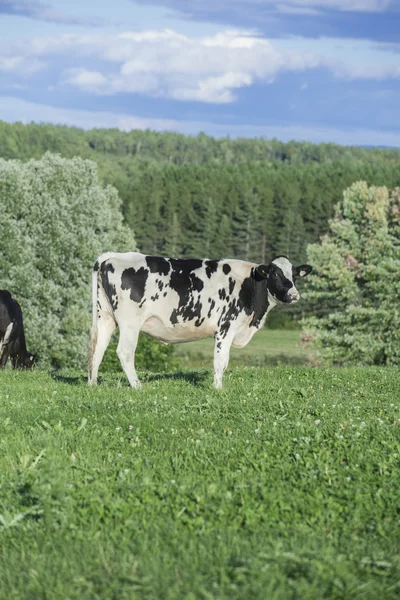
[
  {"x1": 302, "y1": 182, "x2": 400, "y2": 365},
  {"x1": 101, "y1": 334, "x2": 178, "y2": 374},
  {"x1": 2, "y1": 121, "x2": 400, "y2": 327},
  {"x1": 1, "y1": 367, "x2": 400, "y2": 598},
  {"x1": 0, "y1": 153, "x2": 135, "y2": 369},
  {"x1": 2, "y1": 121, "x2": 400, "y2": 272}
]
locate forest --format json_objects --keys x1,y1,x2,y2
[
  {"x1": 1, "y1": 119, "x2": 400, "y2": 327},
  {"x1": 1, "y1": 120, "x2": 399, "y2": 264}
]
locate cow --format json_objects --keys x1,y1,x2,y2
[
  {"x1": 88, "y1": 253, "x2": 312, "y2": 389},
  {"x1": 0, "y1": 290, "x2": 36, "y2": 369}
]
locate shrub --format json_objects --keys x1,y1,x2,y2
[
  {"x1": 302, "y1": 181, "x2": 400, "y2": 365},
  {"x1": 0, "y1": 153, "x2": 135, "y2": 369}
]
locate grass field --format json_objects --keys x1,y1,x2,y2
[
  {"x1": 173, "y1": 329, "x2": 311, "y2": 367},
  {"x1": 1, "y1": 365, "x2": 400, "y2": 599}
]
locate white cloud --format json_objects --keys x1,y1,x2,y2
[
  {"x1": 172, "y1": 72, "x2": 253, "y2": 103},
  {"x1": 1, "y1": 95, "x2": 399, "y2": 147},
  {"x1": 0, "y1": 55, "x2": 45, "y2": 75},
  {"x1": 17, "y1": 29, "x2": 321, "y2": 102},
  {"x1": 63, "y1": 68, "x2": 107, "y2": 89},
  {"x1": 1, "y1": 28, "x2": 400, "y2": 104}
]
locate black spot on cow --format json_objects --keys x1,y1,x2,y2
[
  {"x1": 222, "y1": 263, "x2": 231, "y2": 275},
  {"x1": 121, "y1": 267, "x2": 148, "y2": 303},
  {"x1": 228, "y1": 277, "x2": 235, "y2": 295},
  {"x1": 205, "y1": 260, "x2": 219, "y2": 278},
  {"x1": 168, "y1": 258, "x2": 205, "y2": 325},
  {"x1": 192, "y1": 276, "x2": 204, "y2": 293},
  {"x1": 100, "y1": 262, "x2": 118, "y2": 311},
  {"x1": 151, "y1": 293, "x2": 159, "y2": 302},
  {"x1": 169, "y1": 258, "x2": 203, "y2": 273},
  {"x1": 195, "y1": 316, "x2": 205, "y2": 327},
  {"x1": 238, "y1": 269, "x2": 269, "y2": 328},
  {"x1": 93, "y1": 260, "x2": 99, "y2": 272},
  {"x1": 207, "y1": 299, "x2": 215, "y2": 318},
  {"x1": 218, "y1": 288, "x2": 226, "y2": 301},
  {"x1": 146, "y1": 256, "x2": 171, "y2": 276},
  {"x1": 217, "y1": 305, "x2": 226, "y2": 327},
  {"x1": 163, "y1": 292, "x2": 167, "y2": 297},
  {"x1": 219, "y1": 299, "x2": 241, "y2": 338},
  {"x1": 157, "y1": 280, "x2": 164, "y2": 291}
]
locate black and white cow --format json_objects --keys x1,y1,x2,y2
[
  {"x1": 0, "y1": 290, "x2": 36, "y2": 369},
  {"x1": 88, "y1": 253, "x2": 312, "y2": 388}
]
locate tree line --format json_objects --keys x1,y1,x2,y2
[
  {"x1": 1, "y1": 120, "x2": 399, "y2": 266},
  {"x1": 1, "y1": 120, "x2": 399, "y2": 328}
]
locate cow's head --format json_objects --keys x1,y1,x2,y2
[{"x1": 255, "y1": 256, "x2": 312, "y2": 304}]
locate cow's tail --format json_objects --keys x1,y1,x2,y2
[
  {"x1": 88, "y1": 260, "x2": 101, "y2": 382},
  {"x1": 88, "y1": 253, "x2": 118, "y2": 382}
]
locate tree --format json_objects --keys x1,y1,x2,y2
[
  {"x1": 302, "y1": 181, "x2": 400, "y2": 365},
  {"x1": 0, "y1": 153, "x2": 136, "y2": 369}
]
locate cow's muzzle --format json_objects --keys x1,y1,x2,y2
[{"x1": 285, "y1": 291, "x2": 300, "y2": 303}]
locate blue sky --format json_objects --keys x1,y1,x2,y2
[{"x1": 0, "y1": 0, "x2": 399, "y2": 145}]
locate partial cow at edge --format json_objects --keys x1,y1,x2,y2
[
  {"x1": 0, "y1": 290, "x2": 36, "y2": 369},
  {"x1": 88, "y1": 253, "x2": 312, "y2": 389}
]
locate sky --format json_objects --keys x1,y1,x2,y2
[{"x1": 0, "y1": 0, "x2": 399, "y2": 145}]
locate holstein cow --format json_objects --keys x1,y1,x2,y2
[
  {"x1": 0, "y1": 290, "x2": 36, "y2": 369},
  {"x1": 88, "y1": 253, "x2": 312, "y2": 389}
]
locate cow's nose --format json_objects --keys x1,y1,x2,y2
[{"x1": 287, "y1": 291, "x2": 300, "y2": 303}]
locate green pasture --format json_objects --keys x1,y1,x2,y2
[
  {"x1": 173, "y1": 329, "x2": 311, "y2": 367},
  {"x1": 1, "y1": 365, "x2": 400, "y2": 599}
]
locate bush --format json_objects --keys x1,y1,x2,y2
[
  {"x1": 0, "y1": 153, "x2": 136, "y2": 369},
  {"x1": 302, "y1": 181, "x2": 400, "y2": 365}
]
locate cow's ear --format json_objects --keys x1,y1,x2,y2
[
  {"x1": 255, "y1": 264, "x2": 270, "y2": 280},
  {"x1": 294, "y1": 264, "x2": 313, "y2": 278}
]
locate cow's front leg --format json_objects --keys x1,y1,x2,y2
[
  {"x1": 117, "y1": 327, "x2": 142, "y2": 389},
  {"x1": 213, "y1": 331, "x2": 234, "y2": 389}
]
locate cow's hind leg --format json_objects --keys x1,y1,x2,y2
[
  {"x1": 213, "y1": 330, "x2": 234, "y2": 389},
  {"x1": 88, "y1": 313, "x2": 116, "y2": 384},
  {"x1": 117, "y1": 327, "x2": 141, "y2": 389},
  {"x1": 0, "y1": 345, "x2": 11, "y2": 368},
  {"x1": 0, "y1": 323, "x2": 14, "y2": 369}
]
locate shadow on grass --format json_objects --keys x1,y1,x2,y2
[
  {"x1": 50, "y1": 373, "x2": 88, "y2": 386},
  {"x1": 142, "y1": 370, "x2": 209, "y2": 387},
  {"x1": 50, "y1": 369, "x2": 209, "y2": 388}
]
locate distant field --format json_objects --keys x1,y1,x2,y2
[
  {"x1": 1, "y1": 366, "x2": 400, "y2": 599},
  {"x1": 174, "y1": 329, "x2": 312, "y2": 367}
]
